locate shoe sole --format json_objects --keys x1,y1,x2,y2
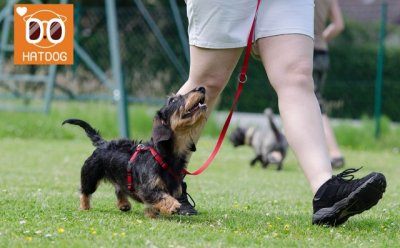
[
  {"x1": 176, "y1": 207, "x2": 198, "y2": 216},
  {"x1": 176, "y1": 199, "x2": 197, "y2": 216},
  {"x1": 176, "y1": 210, "x2": 198, "y2": 216},
  {"x1": 312, "y1": 172, "x2": 386, "y2": 226}
]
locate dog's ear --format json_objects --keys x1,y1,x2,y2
[
  {"x1": 189, "y1": 143, "x2": 196, "y2": 152},
  {"x1": 152, "y1": 113, "x2": 172, "y2": 144}
]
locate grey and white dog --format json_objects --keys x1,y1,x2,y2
[{"x1": 229, "y1": 108, "x2": 288, "y2": 170}]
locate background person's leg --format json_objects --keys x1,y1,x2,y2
[
  {"x1": 322, "y1": 114, "x2": 344, "y2": 165},
  {"x1": 313, "y1": 54, "x2": 344, "y2": 167},
  {"x1": 257, "y1": 34, "x2": 332, "y2": 194}
]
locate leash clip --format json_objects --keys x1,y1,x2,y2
[
  {"x1": 136, "y1": 144, "x2": 146, "y2": 150},
  {"x1": 238, "y1": 73, "x2": 247, "y2": 84}
]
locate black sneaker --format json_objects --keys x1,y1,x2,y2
[
  {"x1": 312, "y1": 168, "x2": 386, "y2": 226},
  {"x1": 176, "y1": 182, "x2": 198, "y2": 216}
]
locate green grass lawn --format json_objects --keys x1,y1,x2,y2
[{"x1": 0, "y1": 136, "x2": 399, "y2": 247}]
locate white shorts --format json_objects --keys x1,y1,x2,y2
[{"x1": 186, "y1": 0, "x2": 314, "y2": 49}]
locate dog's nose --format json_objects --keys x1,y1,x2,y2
[{"x1": 196, "y1": 86, "x2": 206, "y2": 94}]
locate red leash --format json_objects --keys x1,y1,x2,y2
[{"x1": 183, "y1": 0, "x2": 261, "y2": 176}]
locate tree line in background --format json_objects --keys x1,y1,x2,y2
[
  {"x1": 0, "y1": 2, "x2": 399, "y2": 121},
  {"x1": 219, "y1": 21, "x2": 400, "y2": 122}
]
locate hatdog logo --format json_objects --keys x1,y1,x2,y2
[{"x1": 14, "y1": 4, "x2": 74, "y2": 65}]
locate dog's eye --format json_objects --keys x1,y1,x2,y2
[{"x1": 168, "y1": 98, "x2": 177, "y2": 104}]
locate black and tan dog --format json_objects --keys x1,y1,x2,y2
[
  {"x1": 63, "y1": 87, "x2": 207, "y2": 218},
  {"x1": 229, "y1": 108, "x2": 288, "y2": 170}
]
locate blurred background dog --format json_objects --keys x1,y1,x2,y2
[{"x1": 229, "y1": 108, "x2": 288, "y2": 170}]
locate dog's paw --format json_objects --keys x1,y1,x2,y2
[
  {"x1": 117, "y1": 198, "x2": 132, "y2": 212},
  {"x1": 168, "y1": 200, "x2": 181, "y2": 214},
  {"x1": 144, "y1": 206, "x2": 159, "y2": 218},
  {"x1": 79, "y1": 205, "x2": 91, "y2": 211},
  {"x1": 118, "y1": 203, "x2": 132, "y2": 212},
  {"x1": 154, "y1": 196, "x2": 181, "y2": 215}
]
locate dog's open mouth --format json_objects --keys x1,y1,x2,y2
[{"x1": 182, "y1": 96, "x2": 207, "y2": 119}]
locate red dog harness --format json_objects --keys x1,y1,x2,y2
[{"x1": 127, "y1": 144, "x2": 182, "y2": 191}]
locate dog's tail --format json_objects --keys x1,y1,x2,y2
[
  {"x1": 62, "y1": 119, "x2": 106, "y2": 147},
  {"x1": 264, "y1": 108, "x2": 283, "y2": 144}
]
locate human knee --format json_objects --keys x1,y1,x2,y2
[
  {"x1": 273, "y1": 61, "x2": 314, "y2": 93},
  {"x1": 288, "y1": 61, "x2": 313, "y2": 90}
]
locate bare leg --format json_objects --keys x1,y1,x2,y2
[
  {"x1": 258, "y1": 34, "x2": 332, "y2": 193},
  {"x1": 322, "y1": 114, "x2": 343, "y2": 159},
  {"x1": 178, "y1": 46, "x2": 242, "y2": 112},
  {"x1": 175, "y1": 46, "x2": 243, "y2": 215},
  {"x1": 177, "y1": 46, "x2": 242, "y2": 143}
]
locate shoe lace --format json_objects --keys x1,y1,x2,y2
[
  {"x1": 178, "y1": 184, "x2": 196, "y2": 208},
  {"x1": 336, "y1": 167, "x2": 363, "y2": 181},
  {"x1": 185, "y1": 192, "x2": 196, "y2": 208}
]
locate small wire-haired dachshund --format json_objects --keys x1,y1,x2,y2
[
  {"x1": 229, "y1": 108, "x2": 288, "y2": 170},
  {"x1": 63, "y1": 86, "x2": 207, "y2": 218}
]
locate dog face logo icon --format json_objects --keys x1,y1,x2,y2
[
  {"x1": 24, "y1": 10, "x2": 67, "y2": 48},
  {"x1": 14, "y1": 4, "x2": 74, "y2": 65}
]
